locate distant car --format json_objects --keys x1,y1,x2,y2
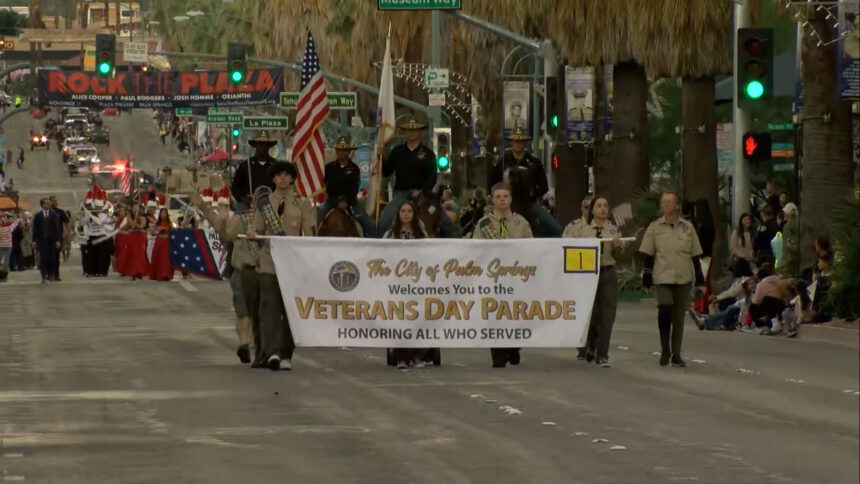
[
  {"x1": 71, "y1": 145, "x2": 99, "y2": 165},
  {"x1": 89, "y1": 126, "x2": 110, "y2": 145},
  {"x1": 30, "y1": 132, "x2": 49, "y2": 150},
  {"x1": 62, "y1": 137, "x2": 88, "y2": 161},
  {"x1": 101, "y1": 107, "x2": 118, "y2": 116}
]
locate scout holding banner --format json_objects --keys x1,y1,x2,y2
[{"x1": 269, "y1": 237, "x2": 602, "y2": 348}]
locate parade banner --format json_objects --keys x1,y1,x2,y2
[
  {"x1": 502, "y1": 81, "x2": 531, "y2": 136},
  {"x1": 564, "y1": 66, "x2": 595, "y2": 143},
  {"x1": 36, "y1": 69, "x2": 283, "y2": 108},
  {"x1": 270, "y1": 237, "x2": 600, "y2": 348}
]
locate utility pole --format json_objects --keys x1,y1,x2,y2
[
  {"x1": 732, "y1": 0, "x2": 752, "y2": 227},
  {"x1": 541, "y1": 41, "x2": 557, "y2": 190},
  {"x1": 429, "y1": 10, "x2": 444, "y2": 134}
]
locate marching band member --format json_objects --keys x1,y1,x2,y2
[
  {"x1": 563, "y1": 195, "x2": 622, "y2": 367},
  {"x1": 639, "y1": 192, "x2": 705, "y2": 368},
  {"x1": 383, "y1": 200, "x2": 431, "y2": 369},
  {"x1": 472, "y1": 182, "x2": 533, "y2": 368},
  {"x1": 148, "y1": 208, "x2": 174, "y2": 281},
  {"x1": 248, "y1": 162, "x2": 315, "y2": 371},
  {"x1": 78, "y1": 188, "x2": 114, "y2": 277},
  {"x1": 125, "y1": 204, "x2": 151, "y2": 280}
]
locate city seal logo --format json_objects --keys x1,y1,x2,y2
[{"x1": 329, "y1": 260, "x2": 360, "y2": 292}]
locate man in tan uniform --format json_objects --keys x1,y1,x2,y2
[
  {"x1": 639, "y1": 193, "x2": 704, "y2": 367},
  {"x1": 248, "y1": 162, "x2": 316, "y2": 371},
  {"x1": 472, "y1": 182, "x2": 533, "y2": 367}
]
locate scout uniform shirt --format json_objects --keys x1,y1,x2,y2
[
  {"x1": 471, "y1": 210, "x2": 533, "y2": 240},
  {"x1": 200, "y1": 206, "x2": 259, "y2": 270},
  {"x1": 563, "y1": 218, "x2": 621, "y2": 267},
  {"x1": 253, "y1": 186, "x2": 315, "y2": 275},
  {"x1": 639, "y1": 216, "x2": 703, "y2": 285}
]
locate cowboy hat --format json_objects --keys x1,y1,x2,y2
[
  {"x1": 505, "y1": 126, "x2": 532, "y2": 141},
  {"x1": 332, "y1": 136, "x2": 356, "y2": 150},
  {"x1": 398, "y1": 117, "x2": 428, "y2": 131},
  {"x1": 248, "y1": 130, "x2": 278, "y2": 147}
]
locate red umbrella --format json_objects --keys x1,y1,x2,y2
[{"x1": 199, "y1": 150, "x2": 230, "y2": 163}]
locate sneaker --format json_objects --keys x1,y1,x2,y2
[
  {"x1": 659, "y1": 352, "x2": 670, "y2": 366},
  {"x1": 267, "y1": 355, "x2": 281, "y2": 371},
  {"x1": 688, "y1": 309, "x2": 705, "y2": 330},
  {"x1": 585, "y1": 351, "x2": 595, "y2": 363},
  {"x1": 236, "y1": 346, "x2": 251, "y2": 364},
  {"x1": 786, "y1": 330, "x2": 798, "y2": 339},
  {"x1": 396, "y1": 361, "x2": 408, "y2": 370},
  {"x1": 509, "y1": 350, "x2": 521, "y2": 366},
  {"x1": 412, "y1": 361, "x2": 426, "y2": 369},
  {"x1": 279, "y1": 358, "x2": 292, "y2": 371},
  {"x1": 671, "y1": 355, "x2": 686, "y2": 367},
  {"x1": 597, "y1": 358, "x2": 611, "y2": 368}
]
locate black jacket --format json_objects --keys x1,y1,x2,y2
[
  {"x1": 324, "y1": 159, "x2": 361, "y2": 205},
  {"x1": 490, "y1": 150, "x2": 549, "y2": 201},
  {"x1": 231, "y1": 155, "x2": 276, "y2": 202},
  {"x1": 32, "y1": 209, "x2": 63, "y2": 247}
]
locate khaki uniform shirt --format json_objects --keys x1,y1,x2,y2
[
  {"x1": 563, "y1": 218, "x2": 621, "y2": 267},
  {"x1": 199, "y1": 206, "x2": 259, "y2": 270},
  {"x1": 253, "y1": 187, "x2": 315, "y2": 274},
  {"x1": 639, "y1": 216, "x2": 703, "y2": 285},
  {"x1": 471, "y1": 211, "x2": 533, "y2": 239}
]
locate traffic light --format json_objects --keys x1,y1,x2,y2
[
  {"x1": 545, "y1": 76, "x2": 560, "y2": 133},
  {"x1": 231, "y1": 125, "x2": 241, "y2": 138},
  {"x1": 141, "y1": 64, "x2": 149, "y2": 73},
  {"x1": 231, "y1": 142, "x2": 239, "y2": 152},
  {"x1": 227, "y1": 43, "x2": 248, "y2": 84},
  {"x1": 737, "y1": 28, "x2": 773, "y2": 108},
  {"x1": 742, "y1": 132, "x2": 771, "y2": 161},
  {"x1": 95, "y1": 34, "x2": 116, "y2": 77},
  {"x1": 432, "y1": 127, "x2": 452, "y2": 172},
  {"x1": 0, "y1": 39, "x2": 5, "y2": 49}
]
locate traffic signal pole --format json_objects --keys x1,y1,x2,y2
[{"x1": 732, "y1": 0, "x2": 752, "y2": 228}]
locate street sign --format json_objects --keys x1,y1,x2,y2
[
  {"x1": 123, "y1": 42, "x2": 148, "y2": 63},
  {"x1": 208, "y1": 107, "x2": 222, "y2": 114},
  {"x1": 175, "y1": 107, "x2": 193, "y2": 116},
  {"x1": 378, "y1": 0, "x2": 461, "y2": 9},
  {"x1": 206, "y1": 114, "x2": 243, "y2": 124},
  {"x1": 243, "y1": 116, "x2": 289, "y2": 129},
  {"x1": 428, "y1": 92, "x2": 446, "y2": 106},
  {"x1": 767, "y1": 122, "x2": 794, "y2": 131},
  {"x1": 279, "y1": 92, "x2": 357, "y2": 110},
  {"x1": 424, "y1": 67, "x2": 450, "y2": 88}
]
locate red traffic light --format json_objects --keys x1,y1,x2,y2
[
  {"x1": 141, "y1": 64, "x2": 149, "y2": 72},
  {"x1": 231, "y1": 143, "x2": 239, "y2": 152},
  {"x1": 552, "y1": 153, "x2": 559, "y2": 169},
  {"x1": 742, "y1": 132, "x2": 771, "y2": 161},
  {"x1": 744, "y1": 38, "x2": 765, "y2": 57}
]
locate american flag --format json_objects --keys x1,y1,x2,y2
[
  {"x1": 291, "y1": 31, "x2": 329, "y2": 198},
  {"x1": 119, "y1": 169, "x2": 131, "y2": 196},
  {"x1": 169, "y1": 228, "x2": 222, "y2": 279}
]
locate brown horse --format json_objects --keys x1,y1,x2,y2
[
  {"x1": 507, "y1": 165, "x2": 541, "y2": 237},
  {"x1": 318, "y1": 199, "x2": 362, "y2": 237}
]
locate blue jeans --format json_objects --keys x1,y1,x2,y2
[
  {"x1": 704, "y1": 306, "x2": 740, "y2": 330},
  {"x1": 318, "y1": 198, "x2": 375, "y2": 238},
  {"x1": 376, "y1": 190, "x2": 460, "y2": 238},
  {"x1": 531, "y1": 201, "x2": 562, "y2": 237}
]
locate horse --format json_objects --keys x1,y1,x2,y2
[
  {"x1": 506, "y1": 165, "x2": 541, "y2": 237},
  {"x1": 317, "y1": 197, "x2": 362, "y2": 237}
]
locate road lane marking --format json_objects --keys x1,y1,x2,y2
[
  {"x1": 0, "y1": 390, "x2": 231, "y2": 403},
  {"x1": 179, "y1": 280, "x2": 198, "y2": 292}
]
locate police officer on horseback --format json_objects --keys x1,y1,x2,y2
[
  {"x1": 320, "y1": 136, "x2": 374, "y2": 237},
  {"x1": 490, "y1": 126, "x2": 562, "y2": 236},
  {"x1": 377, "y1": 117, "x2": 460, "y2": 238}
]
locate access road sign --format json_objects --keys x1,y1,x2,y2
[
  {"x1": 279, "y1": 92, "x2": 357, "y2": 110},
  {"x1": 243, "y1": 116, "x2": 289, "y2": 129},
  {"x1": 207, "y1": 114, "x2": 243, "y2": 124}
]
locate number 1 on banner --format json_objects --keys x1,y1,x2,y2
[{"x1": 563, "y1": 247, "x2": 598, "y2": 274}]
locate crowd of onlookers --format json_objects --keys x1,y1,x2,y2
[{"x1": 688, "y1": 184, "x2": 835, "y2": 338}]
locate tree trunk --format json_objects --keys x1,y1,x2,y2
[
  {"x1": 608, "y1": 61, "x2": 649, "y2": 206},
  {"x1": 800, "y1": 8, "x2": 854, "y2": 268},
  {"x1": 593, "y1": 63, "x2": 612, "y2": 198},
  {"x1": 104, "y1": 1, "x2": 109, "y2": 27},
  {"x1": 682, "y1": 76, "x2": 722, "y2": 276}
]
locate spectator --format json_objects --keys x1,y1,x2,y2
[
  {"x1": 749, "y1": 263, "x2": 790, "y2": 329},
  {"x1": 688, "y1": 277, "x2": 755, "y2": 331},
  {"x1": 691, "y1": 199, "x2": 715, "y2": 314},
  {"x1": 459, "y1": 188, "x2": 487, "y2": 237},
  {"x1": 730, "y1": 212, "x2": 755, "y2": 277},
  {"x1": 754, "y1": 206, "x2": 779, "y2": 259},
  {"x1": 801, "y1": 236, "x2": 831, "y2": 283},
  {"x1": 0, "y1": 212, "x2": 20, "y2": 281},
  {"x1": 778, "y1": 203, "x2": 800, "y2": 277},
  {"x1": 781, "y1": 280, "x2": 810, "y2": 338},
  {"x1": 805, "y1": 252, "x2": 833, "y2": 324}
]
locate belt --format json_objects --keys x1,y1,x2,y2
[
  {"x1": 601, "y1": 265, "x2": 615, "y2": 269},
  {"x1": 241, "y1": 265, "x2": 257, "y2": 271}
]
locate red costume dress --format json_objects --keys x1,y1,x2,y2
[
  {"x1": 114, "y1": 216, "x2": 130, "y2": 276},
  {"x1": 148, "y1": 221, "x2": 173, "y2": 281},
  {"x1": 125, "y1": 216, "x2": 151, "y2": 279}
]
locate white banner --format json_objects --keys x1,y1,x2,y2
[{"x1": 270, "y1": 237, "x2": 601, "y2": 348}]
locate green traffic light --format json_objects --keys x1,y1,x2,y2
[
  {"x1": 437, "y1": 155, "x2": 450, "y2": 170},
  {"x1": 232, "y1": 128, "x2": 240, "y2": 137},
  {"x1": 745, "y1": 80, "x2": 764, "y2": 99},
  {"x1": 551, "y1": 115, "x2": 559, "y2": 128},
  {"x1": 98, "y1": 62, "x2": 111, "y2": 75},
  {"x1": 230, "y1": 70, "x2": 243, "y2": 83}
]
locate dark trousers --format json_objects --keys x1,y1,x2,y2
[
  {"x1": 749, "y1": 297, "x2": 785, "y2": 326},
  {"x1": 81, "y1": 237, "x2": 111, "y2": 276},
  {"x1": 239, "y1": 268, "x2": 262, "y2": 362},
  {"x1": 656, "y1": 284, "x2": 691, "y2": 356},
  {"x1": 585, "y1": 266, "x2": 618, "y2": 359},
  {"x1": 490, "y1": 348, "x2": 520, "y2": 366},
  {"x1": 258, "y1": 273, "x2": 295, "y2": 361},
  {"x1": 38, "y1": 243, "x2": 59, "y2": 281}
]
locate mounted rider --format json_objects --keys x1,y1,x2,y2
[{"x1": 319, "y1": 136, "x2": 374, "y2": 237}]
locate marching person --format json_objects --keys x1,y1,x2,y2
[
  {"x1": 378, "y1": 117, "x2": 460, "y2": 238},
  {"x1": 32, "y1": 198, "x2": 63, "y2": 283},
  {"x1": 563, "y1": 195, "x2": 622, "y2": 367},
  {"x1": 77, "y1": 189, "x2": 113, "y2": 277},
  {"x1": 231, "y1": 131, "x2": 278, "y2": 209},
  {"x1": 320, "y1": 136, "x2": 374, "y2": 237},
  {"x1": 490, "y1": 127, "x2": 561, "y2": 236},
  {"x1": 195, "y1": 192, "x2": 260, "y2": 366},
  {"x1": 639, "y1": 192, "x2": 705, "y2": 368},
  {"x1": 50, "y1": 196, "x2": 71, "y2": 276},
  {"x1": 148, "y1": 208, "x2": 174, "y2": 281},
  {"x1": 472, "y1": 182, "x2": 533, "y2": 368},
  {"x1": 383, "y1": 200, "x2": 432, "y2": 369},
  {"x1": 113, "y1": 205, "x2": 131, "y2": 276},
  {"x1": 248, "y1": 162, "x2": 315, "y2": 371},
  {"x1": 124, "y1": 204, "x2": 151, "y2": 281}
]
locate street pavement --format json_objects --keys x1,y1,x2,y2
[{"x1": 1, "y1": 110, "x2": 858, "y2": 483}]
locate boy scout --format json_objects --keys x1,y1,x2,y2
[
  {"x1": 563, "y1": 195, "x2": 622, "y2": 367},
  {"x1": 248, "y1": 162, "x2": 316, "y2": 371},
  {"x1": 472, "y1": 182, "x2": 533, "y2": 367},
  {"x1": 639, "y1": 192, "x2": 704, "y2": 367}
]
